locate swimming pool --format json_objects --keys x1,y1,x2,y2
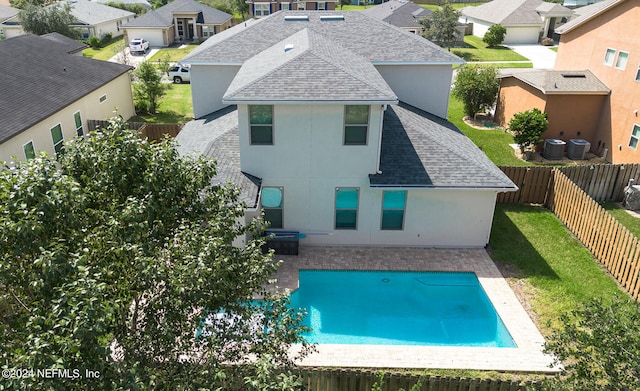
[{"x1": 289, "y1": 270, "x2": 515, "y2": 347}]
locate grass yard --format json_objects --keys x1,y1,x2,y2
[
  {"x1": 82, "y1": 36, "x2": 125, "y2": 61},
  {"x1": 601, "y1": 202, "x2": 640, "y2": 238},
  {"x1": 148, "y1": 44, "x2": 199, "y2": 63},
  {"x1": 489, "y1": 204, "x2": 625, "y2": 333},
  {"x1": 130, "y1": 84, "x2": 193, "y2": 124},
  {"x1": 453, "y1": 35, "x2": 529, "y2": 62},
  {"x1": 420, "y1": 2, "x2": 485, "y2": 11}
]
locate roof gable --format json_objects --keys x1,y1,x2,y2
[
  {"x1": 498, "y1": 69, "x2": 610, "y2": 94},
  {"x1": 123, "y1": 0, "x2": 231, "y2": 27},
  {"x1": 0, "y1": 4, "x2": 18, "y2": 21},
  {"x1": 0, "y1": 34, "x2": 132, "y2": 144},
  {"x1": 223, "y1": 28, "x2": 398, "y2": 103},
  {"x1": 362, "y1": 0, "x2": 431, "y2": 28},
  {"x1": 461, "y1": 0, "x2": 545, "y2": 25},
  {"x1": 68, "y1": 0, "x2": 135, "y2": 25},
  {"x1": 184, "y1": 11, "x2": 463, "y2": 65}
]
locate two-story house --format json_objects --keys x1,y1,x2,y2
[
  {"x1": 176, "y1": 11, "x2": 517, "y2": 248},
  {"x1": 494, "y1": 0, "x2": 640, "y2": 163},
  {"x1": 246, "y1": 0, "x2": 338, "y2": 18}
]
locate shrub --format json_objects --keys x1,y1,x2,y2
[
  {"x1": 451, "y1": 66, "x2": 500, "y2": 118},
  {"x1": 87, "y1": 35, "x2": 101, "y2": 49},
  {"x1": 100, "y1": 32, "x2": 113, "y2": 46},
  {"x1": 509, "y1": 108, "x2": 548, "y2": 153},
  {"x1": 482, "y1": 24, "x2": 507, "y2": 47},
  {"x1": 541, "y1": 37, "x2": 554, "y2": 46}
]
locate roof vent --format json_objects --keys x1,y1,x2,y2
[
  {"x1": 284, "y1": 15, "x2": 309, "y2": 21},
  {"x1": 561, "y1": 73, "x2": 586, "y2": 78},
  {"x1": 284, "y1": 43, "x2": 294, "y2": 52},
  {"x1": 320, "y1": 15, "x2": 345, "y2": 21}
]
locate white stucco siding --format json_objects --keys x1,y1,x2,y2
[
  {"x1": 503, "y1": 26, "x2": 541, "y2": 44},
  {"x1": 375, "y1": 64, "x2": 453, "y2": 118},
  {"x1": 0, "y1": 74, "x2": 134, "y2": 162},
  {"x1": 191, "y1": 64, "x2": 240, "y2": 118},
  {"x1": 93, "y1": 18, "x2": 131, "y2": 38},
  {"x1": 464, "y1": 17, "x2": 491, "y2": 39},
  {"x1": 239, "y1": 104, "x2": 383, "y2": 179}
]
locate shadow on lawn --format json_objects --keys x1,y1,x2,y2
[{"x1": 488, "y1": 204, "x2": 560, "y2": 280}]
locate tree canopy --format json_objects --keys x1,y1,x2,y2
[
  {"x1": 133, "y1": 61, "x2": 168, "y2": 114},
  {"x1": 451, "y1": 65, "x2": 500, "y2": 119},
  {"x1": 421, "y1": 2, "x2": 461, "y2": 51},
  {"x1": 19, "y1": 2, "x2": 79, "y2": 39},
  {"x1": 509, "y1": 108, "x2": 549, "y2": 153},
  {"x1": 0, "y1": 120, "x2": 312, "y2": 390}
]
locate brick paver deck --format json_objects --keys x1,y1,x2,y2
[{"x1": 269, "y1": 247, "x2": 559, "y2": 372}]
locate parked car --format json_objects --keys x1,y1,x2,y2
[
  {"x1": 129, "y1": 38, "x2": 149, "y2": 54},
  {"x1": 167, "y1": 63, "x2": 190, "y2": 84}
]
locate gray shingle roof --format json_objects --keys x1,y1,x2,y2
[
  {"x1": 461, "y1": 0, "x2": 548, "y2": 25},
  {"x1": 0, "y1": 34, "x2": 133, "y2": 144},
  {"x1": 68, "y1": 0, "x2": 134, "y2": 26},
  {"x1": 369, "y1": 103, "x2": 516, "y2": 189},
  {"x1": 498, "y1": 69, "x2": 610, "y2": 94},
  {"x1": 223, "y1": 28, "x2": 398, "y2": 103},
  {"x1": 555, "y1": 0, "x2": 620, "y2": 34},
  {"x1": 175, "y1": 106, "x2": 261, "y2": 207},
  {"x1": 361, "y1": 0, "x2": 431, "y2": 29},
  {"x1": 0, "y1": 4, "x2": 18, "y2": 21},
  {"x1": 183, "y1": 11, "x2": 463, "y2": 65},
  {"x1": 41, "y1": 32, "x2": 89, "y2": 54},
  {"x1": 122, "y1": 0, "x2": 231, "y2": 28}
]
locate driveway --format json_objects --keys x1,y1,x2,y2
[
  {"x1": 108, "y1": 47, "x2": 160, "y2": 68},
  {"x1": 505, "y1": 44, "x2": 557, "y2": 69}
]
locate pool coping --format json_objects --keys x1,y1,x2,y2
[{"x1": 269, "y1": 247, "x2": 561, "y2": 373}]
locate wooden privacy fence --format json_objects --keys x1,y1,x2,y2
[
  {"x1": 87, "y1": 120, "x2": 182, "y2": 142},
  {"x1": 298, "y1": 368, "x2": 540, "y2": 391},
  {"x1": 547, "y1": 169, "x2": 640, "y2": 301},
  {"x1": 497, "y1": 164, "x2": 640, "y2": 204}
]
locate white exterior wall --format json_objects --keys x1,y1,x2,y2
[
  {"x1": 374, "y1": 64, "x2": 453, "y2": 118},
  {"x1": 93, "y1": 17, "x2": 132, "y2": 38},
  {"x1": 503, "y1": 26, "x2": 541, "y2": 44},
  {"x1": 191, "y1": 64, "x2": 240, "y2": 118},
  {"x1": 0, "y1": 74, "x2": 135, "y2": 162},
  {"x1": 2, "y1": 25, "x2": 24, "y2": 39},
  {"x1": 124, "y1": 28, "x2": 167, "y2": 47}
]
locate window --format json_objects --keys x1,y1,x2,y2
[
  {"x1": 261, "y1": 187, "x2": 283, "y2": 228},
  {"x1": 344, "y1": 105, "x2": 369, "y2": 145},
  {"x1": 249, "y1": 105, "x2": 273, "y2": 145},
  {"x1": 381, "y1": 191, "x2": 407, "y2": 230},
  {"x1": 604, "y1": 48, "x2": 616, "y2": 66},
  {"x1": 636, "y1": 65, "x2": 640, "y2": 82},
  {"x1": 254, "y1": 3, "x2": 270, "y2": 16},
  {"x1": 317, "y1": 1, "x2": 326, "y2": 10},
  {"x1": 23, "y1": 141, "x2": 35, "y2": 160},
  {"x1": 177, "y1": 20, "x2": 184, "y2": 36},
  {"x1": 99, "y1": 94, "x2": 107, "y2": 103},
  {"x1": 74, "y1": 111, "x2": 84, "y2": 136},
  {"x1": 335, "y1": 188, "x2": 359, "y2": 229},
  {"x1": 297, "y1": 2, "x2": 305, "y2": 10},
  {"x1": 281, "y1": 2, "x2": 290, "y2": 10},
  {"x1": 202, "y1": 26, "x2": 214, "y2": 37},
  {"x1": 616, "y1": 51, "x2": 629, "y2": 70},
  {"x1": 629, "y1": 124, "x2": 640, "y2": 149},
  {"x1": 50, "y1": 124, "x2": 64, "y2": 155}
]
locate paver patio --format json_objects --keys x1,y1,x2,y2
[{"x1": 269, "y1": 247, "x2": 559, "y2": 372}]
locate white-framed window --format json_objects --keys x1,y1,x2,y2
[
  {"x1": 344, "y1": 105, "x2": 369, "y2": 145},
  {"x1": 317, "y1": 1, "x2": 326, "y2": 9},
  {"x1": 261, "y1": 187, "x2": 284, "y2": 228},
  {"x1": 50, "y1": 124, "x2": 64, "y2": 155},
  {"x1": 604, "y1": 48, "x2": 616, "y2": 66},
  {"x1": 202, "y1": 25, "x2": 214, "y2": 37},
  {"x1": 297, "y1": 2, "x2": 305, "y2": 10},
  {"x1": 636, "y1": 64, "x2": 640, "y2": 82},
  {"x1": 254, "y1": 3, "x2": 270, "y2": 16},
  {"x1": 23, "y1": 141, "x2": 35, "y2": 160},
  {"x1": 615, "y1": 51, "x2": 629, "y2": 70},
  {"x1": 381, "y1": 191, "x2": 407, "y2": 230},
  {"x1": 281, "y1": 2, "x2": 290, "y2": 10},
  {"x1": 335, "y1": 187, "x2": 359, "y2": 230},
  {"x1": 629, "y1": 124, "x2": 640, "y2": 149},
  {"x1": 74, "y1": 111, "x2": 84, "y2": 136},
  {"x1": 249, "y1": 105, "x2": 273, "y2": 145},
  {"x1": 99, "y1": 94, "x2": 107, "y2": 103},
  {"x1": 177, "y1": 20, "x2": 184, "y2": 36}
]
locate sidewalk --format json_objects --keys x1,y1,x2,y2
[{"x1": 505, "y1": 44, "x2": 557, "y2": 69}]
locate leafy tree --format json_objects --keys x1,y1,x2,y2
[
  {"x1": 483, "y1": 24, "x2": 506, "y2": 47},
  {"x1": 421, "y1": 2, "x2": 461, "y2": 51},
  {"x1": 509, "y1": 108, "x2": 548, "y2": 153},
  {"x1": 133, "y1": 61, "x2": 167, "y2": 114},
  {"x1": 226, "y1": 0, "x2": 249, "y2": 20},
  {"x1": 19, "y1": 2, "x2": 79, "y2": 39},
  {"x1": 10, "y1": 0, "x2": 55, "y2": 9},
  {"x1": 542, "y1": 296, "x2": 640, "y2": 390},
  {"x1": 0, "y1": 119, "x2": 313, "y2": 390},
  {"x1": 451, "y1": 65, "x2": 500, "y2": 119},
  {"x1": 339, "y1": 0, "x2": 351, "y2": 10},
  {"x1": 105, "y1": 1, "x2": 148, "y2": 16}
]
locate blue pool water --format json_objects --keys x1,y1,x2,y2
[{"x1": 289, "y1": 270, "x2": 516, "y2": 347}]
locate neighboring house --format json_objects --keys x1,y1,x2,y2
[
  {"x1": 246, "y1": 0, "x2": 338, "y2": 18},
  {"x1": 0, "y1": 34, "x2": 135, "y2": 162},
  {"x1": 89, "y1": 0, "x2": 152, "y2": 10},
  {"x1": 176, "y1": 11, "x2": 517, "y2": 248},
  {"x1": 0, "y1": 0, "x2": 135, "y2": 39},
  {"x1": 41, "y1": 31, "x2": 89, "y2": 55},
  {"x1": 563, "y1": 0, "x2": 603, "y2": 7},
  {"x1": 0, "y1": 3, "x2": 18, "y2": 38},
  {"x1": 121, "y1": 0, "x2": 232, "y2": 47},
  {"x1": 361, "y1": 0, "x2": 431, "y2": 35},
  {"x1": 460, "y1": 0, "x2": 573, "y2": 44},
  {"x1": 495, "y1": 0, "x2": 640, "y2": 163}
]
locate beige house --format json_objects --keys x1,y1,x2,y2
[{"x1": 0, "y1": 34, "x2": 134, "y2": 162}]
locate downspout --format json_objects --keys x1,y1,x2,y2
[{"x1": 375, "y1": 104, "x2": 387, "y2": 174}]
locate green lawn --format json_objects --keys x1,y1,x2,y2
[
  {"x1": 420, "y1": 2, "x2": 484, "y2": 11},
  {"x1": 130, "y1": 84, "x2": 193, "y2": 124},
  {"x1": 453, "y1": 35, "x2": 529, "y2": 62},
  {"x1": 489, "y1": 204, "x2": 624, "y2": 332},
  {"x1": 601, "y1": 202, "x2": 640, "y2": 238},
  {"x1": 82, "y1": 36, "x2": 125, "y2": 61},
  {"x1": 148, "y1": 44, "x2": 199, "y2": 63}
]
